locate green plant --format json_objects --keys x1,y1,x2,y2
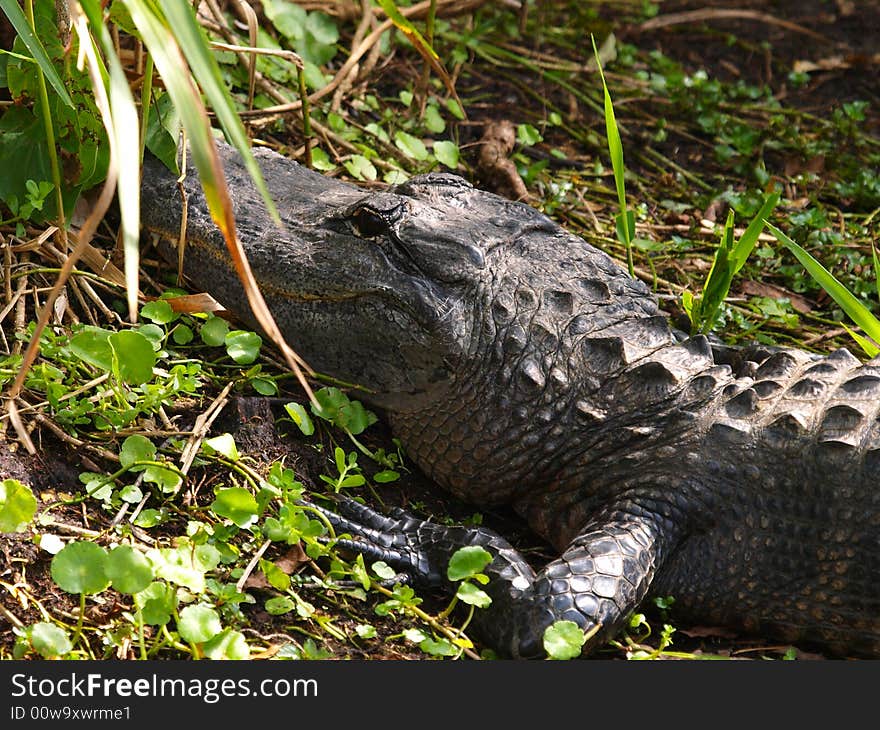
[
  {"x1": 592, "y1": 34, "x2": 635, "y2": 277},
  {"x1": 767, "y1": 222, "x2": 880, "y2": 356},
  {"x1": 682, "y1": 191, "x2": 779, "y2": 334}
]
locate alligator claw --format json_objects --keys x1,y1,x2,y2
[{"x1": 314, "y1": 497, "x2": 447, "y2": 586}]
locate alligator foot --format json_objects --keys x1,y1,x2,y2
[{"x1": 315, "y1": 496, "x2": 676, "y2": 658}]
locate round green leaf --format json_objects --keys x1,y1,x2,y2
[
  {"x1": 200, "y1": 314, "x2": 229, "y2": 346},
  {"x1": 265, "y1": 596, "x2": 295, "y2": 615},
  {"x1": 543, "y1": 620, "x2": 587, "y2": 660},
  {"x1": 424, "y1": 104, "x2": 446, "y2": 134},
  {"x1": 29, "y1": 622, "x2": 72, "y2": 658},
  {"x1": 343, "y1": 154, "x2": 377, "y2": 182},
  {"x1": 203, "y1": 433, "x2": 240, "y2": 461},
  {"x1": 136, "y1": 323, "x2": 166, "y2": 351},
  {"x1": 433, "y1": 140, "x2": 459, "y2": 169},
  {"x1": 119, "y1": 434, "x2": 156, "y2": 469},
  {"x1": 134, "y1": 581, "x2": 176, "y2": 626},
  {"x1": 178, "y1": 604, "x2": 222, "y2": 643},
  {"x1": 420, "y1": 637, "x2": 457, "y2": 656},
  {"x1": 140, "y1": 299, "x2": 176, "y2": 324},
  {"x1": 447, "y1": 545, "x2": 492, "y2": 582},
  {"x1": 69, "y1": 326, "x2": 113, "y2": 370},
  {"x1": 455, "y1": 581, "x2": 492, "y2": 608},
  {"x1": 203, "y1": 628, "x2": 250, "y2": 659},
  {"x1": 225, "y1": 330, "x2": 262, "y2": 364},
  {"x1": 50, "y1": 541, "x2": 110, "y2": 594},
  {"x1": 251, "y1": 376, "x2": 278, "y2": 395},
  {"x1": 171, "y1": 323, "x2": 194, "y2": 345},
  {"x1": 0, "y1": 478, "x2": 37, "y2": 533},
  {"x1": 108, "y1": 330, "x2": 156, "y2": 384},
  {"x1": 106, "y1": 545, "x2": 154, "y2": 594},
  {"x1": 211, "y1": 487, "x2": 259, "y2": 528},
  {"x1": 284, "y1": 402, "x2": 315, "y2": 436},
  {"x1": 394, "y1": 131, "x2": 429, "y2": 161}
]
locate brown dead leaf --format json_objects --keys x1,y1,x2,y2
[
  {"x1": 242, "y1": 570, "x2": 271, "y2": 590},
  {"x1": 784, "y1": 154, "x2": 825, "y2": 178},
  {"x1": 276, "y1": 543, "x2": 310, "y2": 574},
  {"x1": 162, "y1": 292, "x2": 227, "y2": 314},
  {"x1": 739, "y1": 280, "x2": 813, "y2": 314}
]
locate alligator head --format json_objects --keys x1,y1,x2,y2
[
  {"x1": 142, "y1": 143, "x2": 669, "y2": 415},
  {"x1": 142, "y1": 142, "x2": 723, "y2": 512}
]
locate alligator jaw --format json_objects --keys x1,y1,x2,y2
[{"x1": 140, "y1": 144, "x2": 477, "y2": 412}]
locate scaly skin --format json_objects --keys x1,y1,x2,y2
[{"x1": 141, "y1": 143, "x2": 880, "y2": 658}]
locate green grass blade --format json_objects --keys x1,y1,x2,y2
[
  {"x1": 872, "y1": 241, "x2": 880, "y2": 306},
  {"x1": 843, "y1": 324, "x2": 880, "y2": 358},
  {"x1": 767, "y1": 221, "x2": 880, "y2": 346},
  {"x1": 0, "y1": 0, "x2": 73, "y2": 107},
  {"x1": 730, "y1": 191, "x2": 779, "y2": 273},
  {"x1": 124, "y1": 0, "x2": 229, "y2": 227},
  {"x1": 695, "y1": 209, "x2": 735, "y2": 333},
  {"x1": 156, "y1": 0, "x2": 280, "y2": 225},
  {"x1": 591, "y1": 34, "x2": 632, "y2": 277},
  {"x1": 78, "y1": 0, "x2": 141, "y2": 322}
]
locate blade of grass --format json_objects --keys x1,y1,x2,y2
[
  {"x1": 591, "y1": 33, "x2": 633, "y2": 277},
  {"x1": 0, "y1": 0, "x2": 74, "y2": 107},
  {"x1": 694, "y1": 209, "x2": 735, "y2": 334},
  {"x1": 77, "y1": 0, "x2": 141, "y2": 322},
  {"x1": 23, "y1": 0, "x2": 66, "y2": 240},
  {"x1": 843, "y1": 324, "x2": 880, "y2": 358},
  {"x1": 872, "y1": 241, "x2": 880, "y2": 306},
  {"x1": 730, "y1": 191, "x2": 779, "y2": 273},
  {"x1": 767, "y1": 221, "x2": 880, "y2": 346},
  {"x1": 156, "y1": 0, "x2": 279, "y2": 226},
  {"x1": 125, "y1": 0, "x2": 314, "y2": 401},
  {"x1": 376, "y1": 0, "x2": 462, "y2": 112}
]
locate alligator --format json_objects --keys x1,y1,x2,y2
[{"x1": 140, "y1": 142, "x2": 880, "y2": 659}]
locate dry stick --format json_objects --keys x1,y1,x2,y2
[
  {"x1": 640, "y1": 8, "x2": 833, "y2": 43},
  {"x1": 3, "y1": 234, "x2": 11, "y2": 304},
  {"x1": 31, "y1": 413, "x2": 120, "y2": 463},
  {"x1": 178, "y1": 380, "x2": 235, "y2": 477},
  {"x1": 235, "y1": 538, "x2": 272, "y2": 593},
  {"x1": 238, "y1": 0, "x2": 473, "y2": 120},
  {"x1": 331, "y1": 0, "x2": 374, "y2": 113},
  {"x1": 234, "y1": 0, "x2": 259, "y2": 116}
]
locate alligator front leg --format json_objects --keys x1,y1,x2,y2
[{"x1": 319, "y1": 497, "x2": 679, "y2": 658}]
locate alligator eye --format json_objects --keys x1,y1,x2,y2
[{"x1": 351, "y1": 207, "x2": 389, "y2": 238}]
